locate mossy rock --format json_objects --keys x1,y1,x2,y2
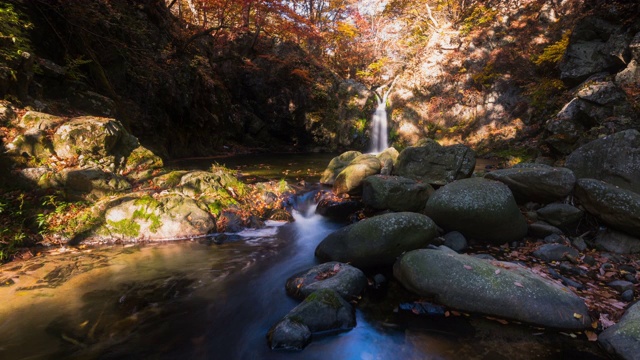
[
  {"x1": 333, "y1": 154, "x2": 381, "y2": 195},
  {"x1": 320, "y1": 151, "x2": 362, "y2": 185},
  {"x1": 53, "y1": 116, "x2": 125, "y2": 160},
  {"x1": 598, "y1": 300, "x2": 640, "y2": 358}
]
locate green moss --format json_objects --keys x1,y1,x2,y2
[
  {"x1": 107, "y1": 218, "x2": 140, "y2": 237},
  {"x1": 532, "y1": 32, "x2": 570, "y2": 66},
  {"x1": 460, "y1": 5, "x2": 498, "y2": 35},
  {"x1": 524, "y1": 78, "x2": 565, "y2": 112}
]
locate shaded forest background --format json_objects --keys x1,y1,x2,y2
[{"x1": 1, "y1": 0, "x2": 639, "y2": 160}]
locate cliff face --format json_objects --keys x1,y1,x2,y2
[{"x1": 1, "y1": 0, "x2": 372, "y2": 158}]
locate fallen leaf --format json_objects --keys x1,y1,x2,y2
[
  {"x1": 573, "y1": 313, "x2": 583, "y2": 319},
  {"x1": 463, "y1": 265, "x2": 473, "y2": 270},
  {"x1": 585, "y1": 330, "x2": 598, "y2": 342},
  {"x1": 444, "y1": 311, "x2": 450, "y2": 317},
  {"x1": 495, "y1": 269, "x2": 501, "y2": 275},
  {"x1": 514, "y1": 282, "x2": 524, "y2": 288}
]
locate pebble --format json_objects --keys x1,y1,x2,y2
[
  {"x1": 607, "y1": 280, "x2": 634, "y2": 293},
  {"x1": 621, "y1": 289, "x2": 635, "y2": 302}
]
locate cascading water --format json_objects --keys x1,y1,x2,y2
[
  {"x1": 369, "y1": 94, "x2": 388, "y2": 154},
  {"x1": 368, "y1": 77, "x2": 398, "y2": 154}
]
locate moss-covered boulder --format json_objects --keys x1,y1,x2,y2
[
  {"x1": 394, "y1": 248, "x2": 591, "y2": 330},
  {"x1": 285, "y1": 262, "x2": 367, "y2": 301},
  {"x1": 599, "y1": 301, "x2": 640, "y2": 359},
  {"x1": 362, "y1": 175, "x2": 433, "y2": 212},
  {"x1": 333, "y1": 154, "x2": 381, "y2": 195},
  {"x1": 62, "y1": 167, "x2": 131, "y2": 201},
  {"x1": 6, "y1": 130, "x2": 54, "y2": 162},
  {"x1": 574, "y1": 178, "x2": 640, "y2": 237},
  {"x1": 484, "y1": 164, "x2": 576, "y2": 203},
  {"x1": 565, "y1": 130, "x2": 640, "y2": 194},
  {"x1": 267, "y1": 289, "x2": 355, "y2": 350},
  {"x1": 315, "y1": 212, "x2": 438, "y2": 268},
  {"x1": 53, "y1": 116, "x2": 126, "y2": 160},
  {"x1": 320, "y1": 150, "x2": 362, "y2": 185},
  {"x1": 17, "y1": 110, "x2": 65, "y2": 130},
  {"x1": 120, "y1": 145, "x2": 163, "y2": 182},
  {"x1": 393, "y1": 140, "x2": 476, "y2": 186},
  {"x1": 424, "y1": 177, "x2": 527, "y2": 245},
  {"x1": 102, "y1": 193, "x2": 215, "y2": 240}
]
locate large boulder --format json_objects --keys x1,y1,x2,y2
[
  {"x1": 285, "y1": 262, "x2": 367, "y2": 301},
  {"x1": 565, "y1": 130, "x2": 640, "y2": 194},
  {"x1": 6, "y1": 130, "x2": 54, "y2": 161},
  {"x1": 536, "y1": 203, "x2": 584, "y2": 232},
  {"x1": 574, "y1": 178, "x2": 640, "y2": 237},
  {"x1": 362, "y1": 175, "x2": 433, "y2": 212},
  {"x1": 559, "y1": 17, "x2": 628, "y2": 84},
  {"x1": 599, "y1": 301, "x2": 640, "y2": 360},
  {"x1": 53, "y1": 116, "x2": 126, "y2": 160},
  {"x1": 393, "y1": 140, "x2": 476, "y2": 186},
  {"x1": 17, "y1": 110, "x2": 65, "y2": 130},
  {"x1": 394, "y1": 248, "x2": 591, "y2": 330},
  {"x1": 320, "y1": 151, "x2": 362, "y2": 185},
  {"x1": 102, "y1": 194, "x2": 215, "y2": 240},
  {"x1": 61, "y1": 168, "x2": 131, "y2": 201},
  {"x1": 333, "y1": 154, "x2": 381, "y2": 195},
  {"x1": 315, "y1": 212, "x2": 439, "y2": 268},
  {"x1": 484, "y1": 164, "x2": 576, "y2": 203},
  {"x1": 424, "y1": 178, "x2": 528, "y2": 245},
  {"x1": 267, "y1": 289, "x2": 355, "y2": 350}
]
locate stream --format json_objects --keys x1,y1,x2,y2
[{"x1": 0, "y1": 154, "x2": 609, "y2": 359}]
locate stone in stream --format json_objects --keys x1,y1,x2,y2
[
  {"x1": 333, "y1": 154, "x2": 382, "y2": 195},
  {"x1": 424, "y1": 177, "x2": 527, "y2": 245},
  {"x1": 574, "y1": 178, "x2": 640, "y2": 237},
  {"x1": 393, "y1": 248, "x2": 591, "y2": 330},
  {"x1": 319, "y1": 151, "x2": 362, "y2": 185},
  {"x1": 599, "y1": 301, "x2": 640, "y2": 359},
  {"x1": 267, "y1": 289, "x2": 356, "y2": 351},
  {"x1": 285, "y1": 262, "x2": 367, "y2": 301},
  {"x1": 315, "y1": 212, "x2": 439, "y2": 268},
  {"x1": 484, "y1": 164, "x2": 576, "y2": 204}
]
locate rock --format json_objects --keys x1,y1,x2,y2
[
  {"x1": 315, "y1": 198, "x2": 362, "y2": 222},
  {"x1": 536, "y1": 203, "x2": 584, "y2": 231},
  {"x1": 529, "y1": 221, "x2": 564, "y2": 238},
  {"x1": 12, "y1": 167, "x2": 61, "y2": 189},
  {"x1": 362, "y1": 175, "x2": 433, "y2": 212},
  {"x1": 17, "y1": 110, "x2": 64, "y2": 130},
  {"x1": 599, "y1": 301, "x2": 640, "y2": 359},
  {"x1": 267, "y1": 318, "x2": 311, "y2": 351},
  {"x1": 621, "y1": 289, "x2": 634, "y2": 302},
  {"x1": 70, "y1": 90, "x2": 117, "y2": 117},
  {"x1": 424, "y1": 178, "x2": 528, "y2": 245},
  {"x1": 544, "y1": 111, "x2": 586, "y2": 155},
  {"x1": 394, "y1": 249, "x2": 591, "y2": 330},
  {"x1": 608, "y1": 280, "x2": 634, "y2": 293},
  {"x1": 443, "y1": 231, "x2": 468, "y2": 253},
  {"x1": 484, "y1": 165, "x2": 576, "y2": 203},
  {"x1": 376, "y1": 147, "x2": 399, "y2": 167},
  {"x1": 53, "y1": 116, "x2": 126, "y2": 160},
  {"x1": 315, "y1": 212, "x2": 439, "y2": 268},
  {"x1": 594, "y1": 228, "x2": 640, "y2": 254},
  {"x1": 559, "y1": 17, "x2": 627, "y2": 83},
  {"x1": 572, "y1": 237, "x2": 588, "y2": 252},
  {"x1": 121, "y1": 146, "x2": 163, "y2": 182},
  {"x1": 393, "y1": 140, "x2": 476, "y2": 186},
  {"x1": 103, "y1": 194, "x2": 215, "y2": 240},
  {"x1": 333, "y1": 154, "x2": 381, "y2": 195},
  {"x1": 0, "y1": 101, "x2": 16, "y2": 123},
  {"x1": 285, "y1": 262, "x2": 367, "y2": 301},
  {"x1": 574, "y1": 178, "x2": 640, "y2": 237},
  {"x1": 532, "y1": 244, "x2": 579, "y2": 262},
  {"x1": 320, "y1": 151, "x2": 362, "y2": 185},
  {"x1": 62, "y1": 167, "x2": 131, "y2": 201},
  {"x1": 6, "y1": 130, "x2": 54, "y2": 160},
  {"x1": 543, "y1": 234, "x2": 564, "y2": 244},
  {"x1": 267, "y1": 289, "x2": 355, "y2": 350},
  {"x1": 177, "y1": 170, "x2": 239, "y2": 197},
  {"x1": 565, "y1": 130, "x2": 640, "y2": 194},
  {"x1": 615, "y1": 59, "x2": 640, "y2": 86}
]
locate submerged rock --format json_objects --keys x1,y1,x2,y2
[
  {"x1": 315, "y1": 212, "x2": 438, "y2": 268},
  {"x1": 394, "y1": 249, "x2": 591, "y2": 330},
  {"x1": 267, "y1": 289, "x2": 355, "y2": 350},
  {"x1": 424, "y1": 177, "x2": 527, "y2": 245},
  {"x1": 285, "y1": 262, "x2": 366, "y2": 301}
]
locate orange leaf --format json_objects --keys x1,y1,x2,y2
[{"x1": 585, "y1": 331, "x2": 598, "y2": 342}]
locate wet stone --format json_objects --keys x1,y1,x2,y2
[
  {"x1": 621, "y1": 289, "x2": 635, "y2": 302},
  {"x1": 543, "y1": 234, "x2": 564, "y2": 244},
  {"x1": 529, "y1": 222, "x2": 563, "y2": 239},
  {"x1": 532, "y1": 244, "x2": 579, "y2": 262},
  {"x1": 607, "y1": 280, "x2": 634, "y2": 293}
]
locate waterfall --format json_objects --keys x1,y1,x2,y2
[
  {"x1": 368, "y1": 77, "x2": 397, "y2": 154},
  {"x1": 369, "y1": 94, "x2": 388, "y2": 154}
]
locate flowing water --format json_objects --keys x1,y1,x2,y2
[
  {"x1": 0, "y1": 154, "x2": 609, "y2": 359},
  {"x1": 369, "y1": 95, "x2": 389, "y2": 154}
]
